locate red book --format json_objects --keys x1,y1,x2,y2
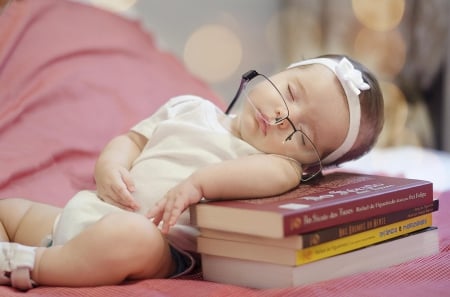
[{"x1": 190, "y1": 172, "x2": 433, "y2": 238}]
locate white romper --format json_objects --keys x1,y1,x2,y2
[{"x1": 52, "y1": 95, "x2": 261, "y2": 253}]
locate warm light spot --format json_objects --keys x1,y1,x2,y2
[
  {"x1": 353, "y1": 28, "x2": 406, "y2": 79},
  {"x1": 0, "y1": 0, "x2": 13, "y2": 16},
  {"x1": 376, "y1": 81, "x2": 409, "y2": 147},
  {"x1": 90, "y1": 0, "x2": 137, "y2": 13},
  {"x1": 183, "y1": 25, "x2": 242, "y2": 83},
  {"x1": 352, "y1": 0, "x2": 405, "y2": 32},
  {"x1": 0, "y1": 0, "x2": 11, "y2": 10}
]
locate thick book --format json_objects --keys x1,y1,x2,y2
[
  {"x1": 201, "y1": 227, "x2": 439, "y2": 289},
  {"x1": 199, "y1": 200, "x2": 439, "y2": 249},
  {"x1": 190, "y1": 172, "x2": 433, "y2": 237},
  {"x1": 197, "y1": 213, "x2": 433, "y2": 266}
]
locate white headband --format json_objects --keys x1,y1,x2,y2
[{"x1": 288, "y1": 57, "x2": 370, "y2": 165}]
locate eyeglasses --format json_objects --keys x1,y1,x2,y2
[{"x1": 226, "y1": 70, "x2": 323, "y2": 181}]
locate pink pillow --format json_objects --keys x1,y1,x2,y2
[{"x1": 0, "y1": 0, "x2": 222, "y2": 205}]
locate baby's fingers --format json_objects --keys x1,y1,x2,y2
[
  {"x1": 113, "y1": 185, "x2": 139, "y2": 211},
  {"x1": 147, "y1": 197, "x2": 184, "y2": 233},
  {"x1": 147, "y1": 200, "x2": 166, "y2": 225},
  {"x1": 160, "y1": 198, "x2": 187, "y2": 233},
  {"x1": 119, "y1": 168, "x2": 136, "y2": 192}
]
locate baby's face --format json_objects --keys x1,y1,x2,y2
[{"x1": 231, "y1": 64, "x2": 349, "y2": 166}]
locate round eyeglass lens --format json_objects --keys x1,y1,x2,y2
[{"x1": 244, "y1": 75, "x2": 288, "y2": 125}]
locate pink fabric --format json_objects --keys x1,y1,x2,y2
[
  {"x1": 1, "y1": 0, "x2": 449, "y2": 296},
  {"x1": 0, "y1": 193, "x2": 449, "y2": 296},
  {"x1": 0, "y1": 0, "x2": 222, "y2": 206}
]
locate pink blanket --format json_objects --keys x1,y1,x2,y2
[
  {"x1": 1, "y1": 196, "x2": 449, "y2": 296},
  {"x1": 1, "y1": 1, "x2": 449, "y2": 296},
  {"x1": 0, "y1": 0, "x2": 221, "y2": 206}
]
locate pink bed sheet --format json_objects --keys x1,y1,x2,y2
[
  {"x1": 0, "y1": 0, "x2": 221, "y2": 206},
  {"x1": 0, "y1": 193, "x2": 448, "y2": 297},
  {"x1": 1, "y1": 0, "x2": 449, "y2": 296}
]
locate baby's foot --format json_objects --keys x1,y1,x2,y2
[{"x1": 0, "y1": 242, "x2": 36, "y2": 291}]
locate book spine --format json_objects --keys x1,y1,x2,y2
[
  {"x1": 284, "y1": 183, "x2": 433, "y2": 236},
  {"x1": 302, "y1": 200, "x2": 438, "y2": 248},
  {"x1": 295, "y1": 213, "x2": 432, "y2": 265}
]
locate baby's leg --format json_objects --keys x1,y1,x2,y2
[
  {"x1": 32, "y1": 211, "x2": 175, "y2": 287},
  {"x1": 1, "y1": 199, "x2": 61, "y2": 290},
  {"x1": 0, "y1": 198, "x2": 61, "y2": 245}
]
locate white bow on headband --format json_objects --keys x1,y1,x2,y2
[{"x1": 335, "y1": 58, "x2": 370, "y2": 96}]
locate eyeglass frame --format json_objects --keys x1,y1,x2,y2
[{"x1": 225, "y1": 70, "x2": 324, "y2": 182}]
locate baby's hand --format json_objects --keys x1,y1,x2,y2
[
  {"x1": 147, "y1": 179, "x2": 203, "y2": 234},
  {"x1": 95, "y1": 166, "x2": 139, "y2": 211}
]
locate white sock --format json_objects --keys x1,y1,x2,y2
[
  {"x1": 1, "y1": 242, "x2": 36, "y2": 270},
  {"x1": 1, "y1": 242, "x2": 37, "y2": 291}
]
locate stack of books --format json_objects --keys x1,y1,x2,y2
[{"x1": 190, "y1": 172, "x2": 439, "y2": 288}]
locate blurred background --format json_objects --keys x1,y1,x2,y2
[{"x1": 80, "y1": 0, "x2": 449, "y2": 152}]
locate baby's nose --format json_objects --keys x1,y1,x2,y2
[{"x1": 277, "y1": 119, "x2": 290, "y2": 129}]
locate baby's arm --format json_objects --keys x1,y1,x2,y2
[
  {"x1": 148, "y1": 154, "x2": 301, "y2": 233},
  {"x1": 94, "y1": 131, "x2": 147, "y2": 211}
]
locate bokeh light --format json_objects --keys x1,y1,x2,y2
[
  {"x1": 353, "y1": 27, "x2": 406, "y2": 79},
  {"x1": 0, "y1": 0, "x2": 13, "y2": 16},
  {"x1": 376, "y1": 81, "x2": 409, "y2": 147},
  {"x1": 352, "y1": 0, "x2": 405, "y2": 32},
  {"x1": 183, "y1": 25, "x2": 242, "y2": 83}
]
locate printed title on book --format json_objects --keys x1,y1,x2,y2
[{"x1": 284, "y1": 182, "x2": 430, "y2": 226}]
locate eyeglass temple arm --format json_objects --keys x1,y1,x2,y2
[{"x1": 225, "y1": 70, "x2": 259, "y2": 114}]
